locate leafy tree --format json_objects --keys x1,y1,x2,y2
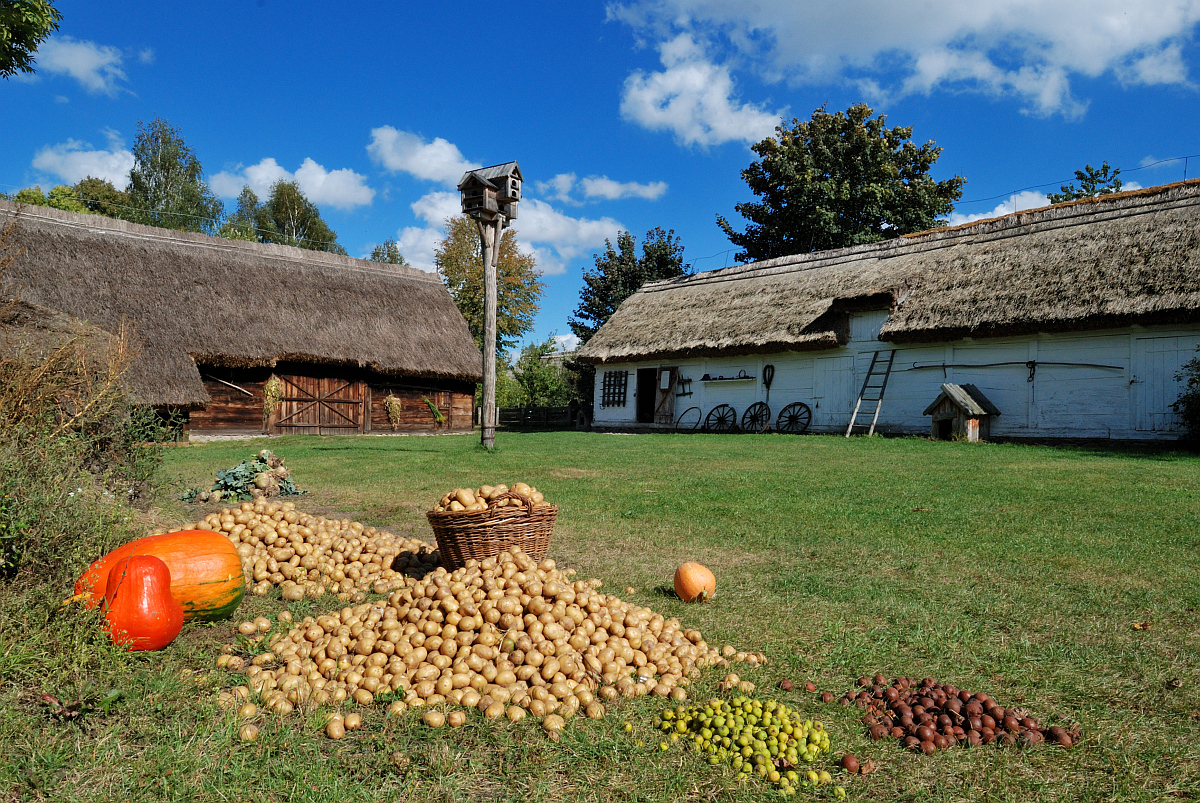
[
  {"x1": 71, "y1": 176, "x2": 133, "y2": 219},
  {"x1": 369, "y1": 238, "x2": 409, "y2": 267},
  {"x1": 566, "y1": 227, "x2": 688, "y2": 414},
  {"x1": 569, "y1": 227, "x2": 688, "y2": 345},
  {"x1": 718, "y1": 103, "x2": 964, "y2": 262},
  {"x1": 1172, "y1": 351, "x2": 1200, "y2": 440},
  {"x1": 11, "y1": 184, "x2": 88, "y2": 213},
  {"x1": 216, "y1": 186, "x2": 263, "y2": 242},
  {"x1": 1047, "y1": 162, "x2": 1123, "y2": 204},
  {"x1": 434, "y1": 215, "x2": 543, "y2": 358},
  {"x1": 216, "y1": 182, "x2": 346, "y2": 254},
  {"x1": 0, "y1": 0, "x2": 61, "y2": 79},
  {"x1": 126, "y1": 118, "x2": 223, "y2": 234},
  {"x1": 512, "y1": 338, "x2": 572, "y2": 407}
]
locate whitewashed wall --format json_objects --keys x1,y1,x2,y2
[{"x1": 591, "y1": 313, "x2": 1200, "y2": 439}]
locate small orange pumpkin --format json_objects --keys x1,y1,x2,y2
[
  {"x1": 72, "y1": 530, "x2": 244, "y2": 621},
  {"x1": 104, "y1": 555, "x2": 184, "y2": 651},
  {"x1": 674, "y1": 562, "x2": 716, "y2": 603}
]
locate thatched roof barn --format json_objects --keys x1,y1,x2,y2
[
  {"x1": 579, "y1": 181, "x2": 1200, "y2": 440},
  {"x1": 577, "y1": 180, "x2": 1200, "y2": 365},
  {"x1": 0, "y1": 201, "x2": 482, "y2": 434}
]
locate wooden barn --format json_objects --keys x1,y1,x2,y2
[
  {"x1": 576, "y1": 181, "x2": 1200, "y2": 440},
  {"x1": 0, "y1": 201, "x2": 482, "y2": 436}
]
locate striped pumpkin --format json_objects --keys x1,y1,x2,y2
[{"x1": 74, "y1": 530, "x2": 245, "y2": 621}]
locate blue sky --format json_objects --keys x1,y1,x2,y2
[{"x1": 4, "y1": 1, "x2": 1200, "y2": 353}]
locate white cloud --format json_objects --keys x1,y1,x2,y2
[
  {"x1": 946, "y1": 191, "x2": 1051, "y2": 226},
  {"x1": 396, "y1": 190, "x2": 623, "y2": 276},
  {"x1": 138, "y1": 48, "x2": 155, "y2": 65},
  {"x1": 211, "y1": 157, "x2": 374, "y2": 210},
  {"x1": 36, "y1": 36, "x2": 128, "y2": 96},
  {"x1": 620, "y1": 34, "x2": 782, "y2": 146},
  {"x1": 367, "y1": 127, "x2": 481, "y2": 186},
  {"x1": 580, "y1": 175, "x2": 668, "y2": 200},
  {"x1": 552, "y1": 334, "x2": 581, "y2": 352},
  {"x1": 535, "y1": 173, "x2": 579, "y2": 203},
  {"x1": 31, "y1": 138, "x2": 134, "y2": 188},
  {"x1": 610, "y1": 1, "x2": 1200, "y2": 117},
  {"x1": 534, "y1": 172, "x2": 669, "y2": 203}
]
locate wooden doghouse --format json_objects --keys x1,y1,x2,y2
[{"x1": 923, "y1": 383, "x2": 1000, "y2": 442}]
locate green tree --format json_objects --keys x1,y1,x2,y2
[
  {"x1": 512, "y1": 338, "x2": 572, "y2": 407},
  {"x1": 718, "y1": 104, "x2": 964, "y2": 262},
  {"x1": 1047, "y1": 162, "x2": 1123, "y2": 204},
  {"x1": 569, "y1": 227, "x2": 688, "y2": 346},
  {"x1": 126, "y1": 118, "x2": 223, "y2": 233},
  {"x1": 434, "y1": 215, "x2": 543, "y2": 358},
  {"x1": 369, "y1": 238, "x2": 409, "y2": 266},
  {"x1": 0, "y1": 0, "x2": 61, "y2": 79},
  {"x1": 11, "y1": 184, "x2": 88, "y2": 213},
  {"x1": 72, "y1": 176, "x2": 133, "y2": 218},
  {"x1": 216, "y1": 186, "x2": 262, "y2": 242},
  {"x1": 216, "y1": 182, "x2": 346, "y2": 254}
]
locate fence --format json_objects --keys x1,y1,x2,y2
[{"x1": 496, "y1": 406, "x2": 574, "y2": 430}]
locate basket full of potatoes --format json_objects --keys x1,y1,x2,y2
[{"x1": 426, "y1": 481, "x2": 556, "y2": 570}]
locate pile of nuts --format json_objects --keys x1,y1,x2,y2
[
  {"x1": 161, "y1": 500, "x2": 440, "y2": 601},
  {"x1": 219, "y1": 547, "x2": 744, "y2": 738},
  {"x1": 845, "y1": 674, "x2": 1080, "y2": 752}
]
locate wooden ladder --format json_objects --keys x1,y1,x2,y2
[{"x1": 845, "y1": 349, "x2": 897, "y2": 437}]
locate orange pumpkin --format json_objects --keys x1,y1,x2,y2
[
  {"x1": 73, "y1": 530, "x2": 244, "y2": 621},
  {"x1": 104, "y1": 555, "x2": 183, "y2": 650},
  {"x1": 674, "y1": 562, "x2": 716, "y2": 603}
]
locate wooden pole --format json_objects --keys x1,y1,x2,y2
[{"x1": 479, "y1": 219, "x2": 499, "y2": 449}]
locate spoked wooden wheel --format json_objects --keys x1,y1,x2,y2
[
  {"x1": 675, "y1": 406, "x2": 702, "y2": 432},
  {"x1": 775, "y1": 402, "x2": 812, "y2": 434},
  {"x1": 741, "y1": 402, "x2": 772, "y2": 433},
  {"x1": 704, "y1": 404, "x2": 738, "y2": 433}
]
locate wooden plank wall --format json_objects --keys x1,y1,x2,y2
[
  {"x1": 369, "y1": 386, "x2": 474, "y2": 432},
  {"x1": 189, "y1": 368, "x2": 269, "y2": 433}
]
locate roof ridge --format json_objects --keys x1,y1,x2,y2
[
  {"x1": 640, "y1": 179, "x2": 1200, "y2": 294},
  {"x1": 0, "y1": 200, "x2": 441, "y2": 283}
]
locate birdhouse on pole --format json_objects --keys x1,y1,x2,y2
[
  {"x1": 458, "y1": 162, "x2": 521, "y2": 224},
  {"x1": 458, "y1": 161, "x2": 521, "y2": 450}
]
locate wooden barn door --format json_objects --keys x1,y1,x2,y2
[{"x1": 274, "y1": 375, "x2": 366, "y2": 435}]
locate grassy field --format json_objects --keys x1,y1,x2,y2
[{"x1": 6, "y1": 431, "x2": 1200, "y2": 802}]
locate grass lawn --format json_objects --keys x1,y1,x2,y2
[{"x1": 7, "y1": 431, "x2": 1200, "y2": 802}]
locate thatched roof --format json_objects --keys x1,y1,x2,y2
[
  {"x1": 0, "y1": 201, "x2": 482, "y2": 406},
  {"x1": 1, "y1": 297, "x2": 117, "y2": 364},
  {"x1": 577, "y1": 180, "x2": 1200, "y2": 364}
]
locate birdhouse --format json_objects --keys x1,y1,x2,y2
[
  {"x1": 923, "y1": 383, "x2": 1000, "y2": 442},
  {"x1": 458, "y1": 162, "x2": 521, "y2": 221}
]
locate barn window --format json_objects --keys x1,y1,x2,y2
[{"x1": 600, "y1": 370, "x2": 629, "y2": 408}]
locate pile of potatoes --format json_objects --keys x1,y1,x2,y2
[
  {"x1": 218, "y1": 546, "x2": 739, "y2": 738},
  {"x1": 431, "y1": 481, "x2": 552, "y2": 514},
  {"x1": 161, "y1": 499, "x2": 441, "y2": 601}
]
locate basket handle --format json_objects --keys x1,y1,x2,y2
[{"x1": 487, "y1": 489, "x2": 535, "y2": 513}]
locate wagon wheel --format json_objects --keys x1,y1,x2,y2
[
  {"x1": 704, "y1": 404, "x2": 738, "y2": 433},
  {"x1": 741, "y1": 402, "x2": 772, "y2": 433},
  {"x1": 675, "y1": 406, "x2": 702, "y2": 432},
  {"x1": 775, "y1": 402, "x2": 812, "y2": 434}
]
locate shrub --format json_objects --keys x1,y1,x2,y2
[{"x1": 1172, "y1": 353, "x2": 1200, "y2": 439}]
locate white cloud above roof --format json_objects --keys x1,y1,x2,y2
[
  {"x1": 610, "y1": 0, "x2": 1200, "y2": 118},
  {"x1": 31, "y1": 137, "x2": 134, "y2": 188},
  {"x1": 620, "y1": 34, "x2": 782, "y2": 145},
  {"x1": 367, "y1": 127, "x2": 481, "y2": 186},
  {"x1": 35, "y1": 36, "x2": 128, "y2": 96},
  {"x1": 212, "y1": 157, "x2": 375, "y2": 210}
]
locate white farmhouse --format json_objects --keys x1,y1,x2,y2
[{"x1": 576, "y1": 181, "x2": 1200, "y2": 440}]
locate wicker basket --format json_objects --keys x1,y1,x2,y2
[{"x1": 426, "y1": 490, "x2": 556, "y2": 570}]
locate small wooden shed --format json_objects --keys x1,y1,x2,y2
[{"x1": 923, "y1": 383, "x2": 1001, "y2": 442}]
